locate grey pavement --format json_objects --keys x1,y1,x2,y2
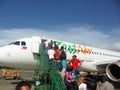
[{"x1": 0, "y1": 70, "x2": 120, "y2": 90}]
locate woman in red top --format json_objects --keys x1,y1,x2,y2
[
  {"x1": 54, "y1": 48, "x2": 60, "y2": 60},
  {"x1": 54, "y1": 47, "x2": 62, "y2": 71}
]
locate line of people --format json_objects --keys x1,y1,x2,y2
[
  {"x1": 45, "y1": 40, "x2": 115, "y2": 90},
  {"x1": 45, "y1": 40, "x2": 81, "y2": 90}
]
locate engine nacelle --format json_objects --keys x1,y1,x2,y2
[{"x1": 106, "y1": 61, "x2": 120, "y2": 82}]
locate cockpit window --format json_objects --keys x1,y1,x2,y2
[
  {"x1": 8, "y1": 41, "x2": 26, "y2": 46},
  {"x1": 21, "y1": 41, "x2": 26, "y2": 46},
  {"x1": 13, "y1": 41, "x2": 20, "y2": 45},
  {"x1": 9, "y1": 41, "x2": 20, "y2": 45}
]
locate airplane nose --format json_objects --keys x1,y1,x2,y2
[{"x1": 0, "y1": 46, "x2": 10, "y2": 65}]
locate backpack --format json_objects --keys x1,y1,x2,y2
[
  {"x1": 60, "y1": 50, "x2": 66, "y2": 60},
  {"x1": 65, "y1": 71, "x2": 76, "y2": 82}
]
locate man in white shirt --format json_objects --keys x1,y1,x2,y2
[
  {"x1": 47, "y1": 47, "x2": 55, "y2": 60},
  {"x1": 47, "y1": 47, "x2": 55, "y2": 71}
]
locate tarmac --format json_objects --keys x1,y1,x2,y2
[
  {"x1": 0, "y1": 70, "x2": 120, "y2": 90},
  {"x1": 0, "y1": 70, "x2": 35, "y2": 90}
]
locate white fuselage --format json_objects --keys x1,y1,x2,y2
[{"x1": 0, "y1": 36, "x2": 120, "y2": 72}]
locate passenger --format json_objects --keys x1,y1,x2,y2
[
  {"x1": 61, "y1": 59, "x2": 67, "y2": 81},
  {"x1": 79, "y1": 77, "x2": 97, "y2": 90},
  {"x1": 41, "y1": 39, "x2": 46, "y2": 50},
  {"x1": 48, "y1": 40, "x2": 53, "y2": 49},
  {"x1": 79, "y1": 82, "x2": 87, "y2": 90},
  {"x1": 47, "y1": 46, "x2": 55, "y2": 60},
  {"x1": 77, "y1": 72, "x2": 89, "y2": 86},
  {"x1": 66, "y1": 60, "x2": 73, "y2": 71},
  {"x1": 65, "y1": 68, "x2": 76, "y2": 83},
  {"x1": 47, "y1": 46, "x2": 55, "y2": 71},
  {"x1": 53, "y1": 41, "x2": 58, "y2": 50},
  {"x1": 44, "y1": 40, "x2": 50, "y2": 52},
  {"x1": 15, "y1": 81, "x2": 31, "y2": 90},
  {"x1": 59, "y1": 46, "x2": 67, "y2": 81},
  {"x1": 65, "y1": 68, "x2": 78, "y2": 90},
  {"x1": 85, "y1": 78, "x2": 97, "y2": 90},
  {"x1": 86, "y1": 72, "x2": 97, "y2": 82},
  {"x1": 77, "y1": 73, "x2": 87, "y2": 90},
  {"x1": 99, "y1": 76, "x2": 114, "y2": 90},
  {"x1": 54, "y1": 46, "x2": 61, "y2": 71},
  {"x1": 71, "y1": 55, "x2": 81, "y2": 76},
  {"x1": 54, "y1": 46, "x2": 60, "y2": 60},
  {"x1": 77, "y1": 77, "x2": 85, "y2": 86}
]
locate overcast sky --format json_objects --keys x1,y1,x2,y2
[{"x1": 0, "y1": 0, "x2": 120, "y2": 52}]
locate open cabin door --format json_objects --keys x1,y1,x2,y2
[{"x1": 31, "y1": 36, "x2": 41, "y2": 53}]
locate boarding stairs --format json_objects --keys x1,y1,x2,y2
[{"x1": 34, "y1": 44, "x2": 66, "y2": 90}]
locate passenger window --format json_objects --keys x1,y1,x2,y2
[{"x1": 21, "y1": 41, "x2": 26, "y2": 46}]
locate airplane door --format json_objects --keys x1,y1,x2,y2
[{"x1": 32, "y1": 36, "x2": 41, "y2": 53}]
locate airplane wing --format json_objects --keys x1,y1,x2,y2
[{"x1": 96, "y1": 59, "x2": 120, "y2": 65}]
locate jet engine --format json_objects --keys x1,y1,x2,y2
[{"x1": 106, "y1": 61, "x2": 120, "y2": 82}]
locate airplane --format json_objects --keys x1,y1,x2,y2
[{"x1": 0, "y1": 36, "x2": 120, "y2": 82}]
